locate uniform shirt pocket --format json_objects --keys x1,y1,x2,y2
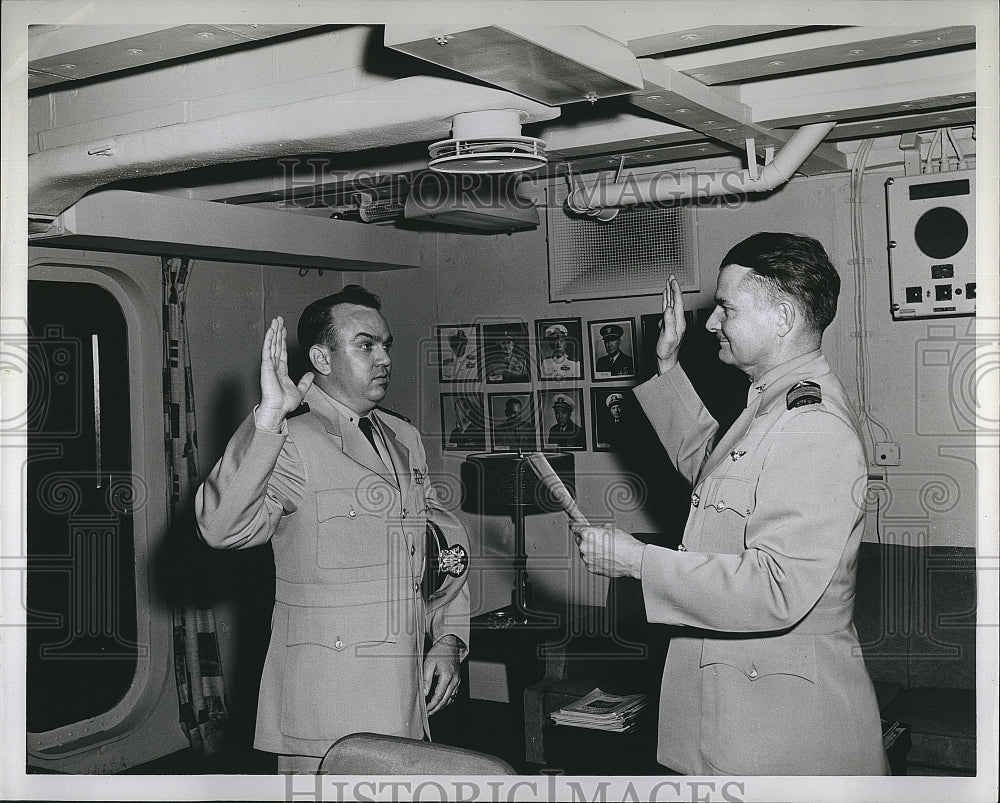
[
  {"x1": 279, "y1": 603, "x2": 404, "y2": 740},
  {"x1": 315, "y1": 488, "x2": 391, "y2": 570},
  {"x1": 698, "y1": 636, "x2": 819, "y2": 774},
  {"x1": 699, "y1": 475, "x2": 755, "y2": 518},
  {"x1": 700, "y1": 636, "x2": 816, "y2": 682},
  {"x1": 692, "y1": 476, "x2": 755, "y2": 552}
]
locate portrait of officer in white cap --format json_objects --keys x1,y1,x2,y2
[
  {"x1": 538, "y1": 320, "x2": 581, "y2": 380},
  {"x1": 544, "y1": 391, "x2": 585, "y2": 449},
  {"x1": 594, "y1": 390, "x2": 631, "y2": 450}
]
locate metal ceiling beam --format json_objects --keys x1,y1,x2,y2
[
  {"x1": 741, "y1": 50, "x2": 975, "y2": 126},
  {"x1": 629, "y1": 59, "x2": 847, "y2": 175},
  {"x1": 28, "y1": 24, "x2": 321, "y2": 90},
  {"x1": 30, "y1": 190, "x2": 422, "y2": 271},
  {"x1": 813, "y1": 108, "x2": 977, "y2": 142},
  {"x1": 626, "y1": 25, "x2": 806, "y2": 58},
  {"x1": 662, "y1": 26, "x2": 976, "y2": 85},
  {"x1": 384, "y1": 24, "x2": 642, "y2": 106}
]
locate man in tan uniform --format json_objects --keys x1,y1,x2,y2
[
  {"x1": 573, "y1": 233, "x2": 888, "y2": 775},
  {"x1": 196, "y1": 285, "x2": 470, "y2": 774}
]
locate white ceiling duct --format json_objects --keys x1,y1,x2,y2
[
  {"x1": 28, "y1": 75, "x2": 559, "y2": 226},
  {"x1": 564, "y1": 122, "x2": 836, "y2": 215}
]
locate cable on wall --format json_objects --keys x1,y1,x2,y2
[{"x1": 849, "y1": 137, "x2": 894, "y2": 456}]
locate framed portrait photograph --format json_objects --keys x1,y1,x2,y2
[
  {"x1": 487, "y1": 391, "x2": 538, "y2": 453},
  {"x1": 440, "y1": 392, "x2": 486, "y2": 452},
  {"x1": 591, "y1": 386, "x2": 639, "y2": 452},
  {"x1": 589, "y1": 317, "x2": 637, "y2": 381},
  {"x1": 435, "y1": 324, "x2": 481, "y2": 384},
  {"x1": 534, "y1": 317, "x2": 583, "y2": 381},
  {"x1": 538, "y1": 388, "x2": 586, "y2": 451},
  {"x1": 639, "y1": 310, "x2": 694, "y2": 380},
  {"x1": 483, "y1": 322, "x2": 531, "y2": 384}
]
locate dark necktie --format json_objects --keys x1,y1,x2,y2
[{"x1": 358, "y1": 416, "x2": 379, "y2": 453}]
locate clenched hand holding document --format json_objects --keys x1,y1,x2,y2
[{"x1": 525, "y1": 452, "x2": 589, "y2": 526}]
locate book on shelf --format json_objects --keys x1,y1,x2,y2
[{"x1": 550, "y1": 687, "x2": 651, "y2": 733}]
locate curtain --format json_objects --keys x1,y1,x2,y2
[{"x1": 162, "y1": 256, "x2": 229, "y2": 755}]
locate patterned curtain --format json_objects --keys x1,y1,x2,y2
[{"x1": 162, "y1": 256, "x2": 229, "y2": 755}]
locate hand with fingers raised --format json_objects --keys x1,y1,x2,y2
[
  {"x1": 656, "y1": 274, "x2": 687, "y2": 375},
  {"x1": 257, "y1": 316, "x2": 314, "y2": 432}
]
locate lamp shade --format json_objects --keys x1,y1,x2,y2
[{"x1": 462, "y1": 452, "x2": 575, "y2": 513}]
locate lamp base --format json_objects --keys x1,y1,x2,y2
[{"x1": 483, "y1": 601, "x2": 559, "y2": 629}]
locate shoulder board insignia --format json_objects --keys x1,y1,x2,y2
[
  {"x1": 786, "y1": 381, "x2": 822, "y2": 409},
  {"x1": 287, "y1": 402, "x2": 310, "y2": 419},
  {"x1": 378, "y1": 406, "x2": 411, "y2": 423}
]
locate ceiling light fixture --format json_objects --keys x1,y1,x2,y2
[{"x1": 428, "y1": 109, "x2": 547, "y2": 174}]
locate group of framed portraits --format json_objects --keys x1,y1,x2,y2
[
  {"x1": 436, "y1": 317, "x2": 643, "y2": 386},
  {"x1": 435, "y1": 312, "x2": 689, "y2": 453}
]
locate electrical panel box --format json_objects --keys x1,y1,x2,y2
[{"x1": 885, "y1": 172, "x2": 975, "y2": 320}]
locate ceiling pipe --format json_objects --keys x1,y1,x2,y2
[
  {"x1": 562, "y1": 121, "x2": 836, "y2": 214},
  {"x1": 28, "y1": 75, "x2": 559, "y2": 227}
]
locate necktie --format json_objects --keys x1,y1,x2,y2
[{"x1": 358, "y1": 416, "x2": 379, "y2": 453}]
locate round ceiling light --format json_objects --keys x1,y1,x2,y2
[{"x1": 428, "y1": 109, "x2": 547, "y2": 174}]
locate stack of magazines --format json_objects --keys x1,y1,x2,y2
[{"x1": 550, "y1": 688, "x2": 650, "y2": 733}]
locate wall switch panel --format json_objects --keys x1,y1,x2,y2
[{"x1": 873, "y1": 442, "x2": 900, "y2": 466}]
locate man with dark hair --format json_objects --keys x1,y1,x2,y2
[
  {"x1": 494, "y1": 396, "x2": 534, "y2": 451},
  {"x1": 196, "y1": 284, "x2": 470, "y2": 774},
  {"x1": 572, "y1": 233, "x2": 888, "y2": 775}
]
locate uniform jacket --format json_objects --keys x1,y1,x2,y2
[
  {"x1": 546, "y1": 420, "x2": 585, "y2": 449},
  {"x1": 195, "y1": 385, "x2": 470, "y2": 757},
  {"x1": 595, "y1": 351, "x2": 634, "y2": 376},
  {"x1": 632, "y1": 351, "x2": 888, "y2": 775},
  {"x1": 541, "y1": 353, "x2": 580, "y2": 380},
  {"x1": 486, "y1": 351, "x2": 529, "y2": 382}
]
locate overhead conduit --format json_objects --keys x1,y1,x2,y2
[
  {"x1": 562, "y1": 121, "x2": 836, "y2": 215},
  {"x1": 28, "y1": 75, "x2": 559, "y2": 230}
]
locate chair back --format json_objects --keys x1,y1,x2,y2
[{"x1": 319, "y1": 732, "x2": 517, "y2": 775}]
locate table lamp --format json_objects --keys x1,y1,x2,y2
[{"x1": 463, "y1": 451, "x2": 575, "y2": 624}]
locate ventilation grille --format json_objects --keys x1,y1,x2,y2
[{"x1": 545, "y1": 185, "x2": 698, "y2": 302}]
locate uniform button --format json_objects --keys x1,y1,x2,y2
[
  {"x1": 716, "y1": 501, "x2": 726, "y2": 511},
  {"x1": 402, "y1": 508, "x2": 408, "y2": 518},
  {"x1": 348, "y1": 507, "x2": 357, "y2": 518},
  {"x1": 691, "y1": 493, "x2": 700, "y2": 507},
  {"x1": 678, "y1": 543, "x2": 688, "y2": 552},
  {"x1": 747, "y1": 666, "x2": 759, "y2": 680},
  {"x1": 414, "y1": 583, "x2": 420, "y2": 593},
  {"x1": 410, "y1": 545, "x2": 416, "y2": 556},
  {"x1": 334, "y1": 639, "x2": 344, "y2": 650}
]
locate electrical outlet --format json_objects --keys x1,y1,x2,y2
[{"x1": 874, "y1": 442, "x2": 900, "y2": 466}]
